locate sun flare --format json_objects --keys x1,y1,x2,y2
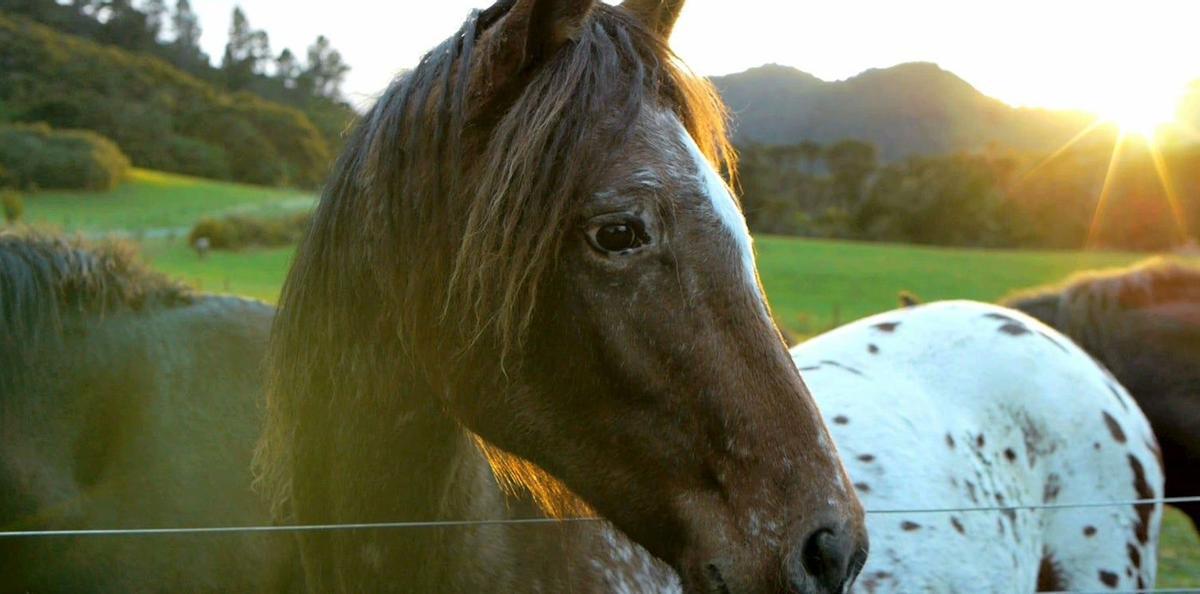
[{"x1": 1094, "y1": 87, "x2": 1183, "y2": 138}]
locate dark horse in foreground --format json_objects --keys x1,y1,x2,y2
[
  {"x1": 0, "y1": 231, "x2": 295, "y2": 592},
  {"x1": 1005, "y1": 258, "x2": 1200, "y2": 530},
  {"x1": 255, "y1": 0, "x2": 868, "y2": 592}
]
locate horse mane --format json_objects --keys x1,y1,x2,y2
[
  {"x1": 0, "y1": 229, "x2": 193, "y2": 391},
  {"x1": 256, "y1": 2, "x2": 734, "y2": 520},
  {"x1": 1003, "y1": 257, "x2": 1200, "y2": 350}
]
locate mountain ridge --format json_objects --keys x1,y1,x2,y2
[{"x1": 711, "y1": 62, "x2": 1104, "y2": 160}]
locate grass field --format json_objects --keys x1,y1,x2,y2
[
  {"x1": 139, "y1": 233, "x2": 1149, "y2": 332},
  {"x1": 14, "y1": 170, "x2": 1200, "y2": 586},
  {"x1": 139, "y1": 238, "x2": 293, "y2": 301},
  {"x1": 22, "y1": 168, "x2": 314, "y2": 234}
]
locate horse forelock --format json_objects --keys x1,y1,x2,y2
[{"x1": 259, "y1": 1, "x2": 736, "y2": 524}]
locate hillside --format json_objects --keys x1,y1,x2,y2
[
  {"x1": 0, "y1": 13, "x2": 332, "y2": 187},
  {"x1": 713, "y1": 62, "x2": 1109, "y2": 161}
]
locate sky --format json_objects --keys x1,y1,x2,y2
[{"x1": 194, "y1": 0, "x2": 1200, "y2": 127}]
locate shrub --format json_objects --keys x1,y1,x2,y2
[
  {"x1": 205, "y1": 114, "x2": 288, "y2": 186},
  {"x1": 1, "y1": 190, "x2": 23, "y2": 224},
  {"x1": 0, "y1": 123, "x2": 130, "y2": 191},
  {"x1": 160, "y1": 135, "x2": 231, "y2": 181},
  {"x1": 188, "y1": 212, "x2": 312, "y2": 251},
  {"x1": 0, "y1": 14, "x2": 334, "y2": 188}
]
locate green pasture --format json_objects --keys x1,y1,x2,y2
[
  {"x1": 138, "y1": 238, "x2": 293, "y2": 302},
  {"x1": 137, "y1": 233, "x2": 1149, "y2": 333},
  {"x1": 12, "y1": 170, "x2": 1200, "y2": 585},
  {"x1": 22, "y1": 168, "x2": 314, "y2": 234},
  {"x1": 756, "y1": 238, "x2": 1146, "y2": 337}
]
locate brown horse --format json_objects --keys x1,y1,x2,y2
[
  {"x1": 1005, "y1": 258, "x2": 1200, "y2": 530},
  {"x1": 255, "y1": 1, "x2": 867, "y2": 592},
  {"x1": 0, "y1": 230, "x2": 297, "y2": 592}
]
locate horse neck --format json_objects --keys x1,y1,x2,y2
[{"x1": 303, "y1": 378, "x2": 527, "y2": 592}]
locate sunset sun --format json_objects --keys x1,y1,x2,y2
[{"x1": 1099, "y1": 92, "x2": 1181, "y2": 137}]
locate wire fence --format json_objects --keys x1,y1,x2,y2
[
  {"x1": 3, "y1": 495, "x2": 1198, "y2": 538},
  {"x1": 2, "y1": 495, "x2": 1197, "y2": 593},
  {"x1": 1043, "y1": 590, "x2": 1200, "y2": 594}
]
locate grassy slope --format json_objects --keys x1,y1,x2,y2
[
  {"x1": 22, "y1": 168, "x2": 314, "y2": 233},
  {"x1": 14, "y1": 170, "x2": 1199, "y2": 585}
]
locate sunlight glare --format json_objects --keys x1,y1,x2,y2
[
  {"x1": 1085, "y1": 130, "x2": 1127, "y2": 249},
  {"x1": 1092, "y1": 82, "x2": 1184, "y2": 138}
]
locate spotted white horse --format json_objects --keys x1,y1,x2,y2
[{"x1": 794, "y1": 300, "x2": 1164, "y2": 593}]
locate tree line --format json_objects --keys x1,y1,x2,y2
[
  {"x1": 0, "y1": 0, "x2": 351, "y2": 102},
  {"x1": 737, "y1": 136, "x2": 1200, "y2": 252},
  {"x1": 0, "y1": 0, "x2": 357, "y2": 187}
]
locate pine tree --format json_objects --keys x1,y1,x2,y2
[
  {"x1": 140, "y1": 0, "x2": 167, "y2": 41},
  {"x1": 302, "y1": 35, "x2": 350, "y2": 100},
  {"x1": 221, "y1": 7, "x2": 270, "y2": 89},
  {"x1": 275, "y1": 48, "x2": 300, "y2": 88},
  {"x1": 170, "y1": 0, "x2": 199, "y2": 46}
]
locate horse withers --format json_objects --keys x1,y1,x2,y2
[
  {"x1": 255, "y1": 1, "x2": 867, "y2": 592},
  {"x1": 796, "y1": 301, "x2": 1164, "y2": 592},
  {"x1": 0, "y1": 231, "x2": 296, "y2": 592},
  {"x1": 1005, "y1": 258, "x2": 1200, "y2": 530}
]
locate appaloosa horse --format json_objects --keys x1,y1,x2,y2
[
  {"x1": 255, "y1": 1, "x2": 867, "y2": 592},
  {"x1": 795, "y1": 301, "x2": 1164, "y2": 593},
  {"x1": 1005, "y1": 258, "x2": 1200, "y2": 530},
  {"x1": 0, "y1": 231, "x2": 297, "y2": 592}
]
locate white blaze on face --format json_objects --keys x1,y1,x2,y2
[{"x1": 673, "y1": 118, "x2": 763, "y2": 302}]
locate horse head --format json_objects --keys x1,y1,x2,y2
[{"x1": 266, "y1": 2, "x2": 867, "y2": 591}]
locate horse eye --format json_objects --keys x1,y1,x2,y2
[{"x1": 592, "y1": 223, "x2": 643, "y2": 253}]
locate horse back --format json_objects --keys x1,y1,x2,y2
[
  {"x1": 792, "y1": 300, "x2": 1164, "y2": 592},
  {"x1": 2, "y1": 295, "x2": 299, "y2": 593}
]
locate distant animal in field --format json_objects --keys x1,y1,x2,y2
[
  {"x1": 192, "y1": 235, "x2": 211, "y2": 259},
  {"x1": 1005, "y1": 258, "x2": 1200, "y2": 530},
  {"x1": 795, "y1": 301, "x2": 1164, "y2": 593},
  {"x1": 0, "y1": 231, "x2": 298, "y2": 592},
  {"x1": 254, "y1": 0, "x2": 867, "y2": 592}
]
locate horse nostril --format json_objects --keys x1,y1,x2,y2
[
  {"x1": 791, "y1": 528, "x2": 855, "y2": 593},
  {"x1": 846, "y1": 547, "x2": 869, "y2": 589}
]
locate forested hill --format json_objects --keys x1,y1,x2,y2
[
  {"x1": 0, "y1": 13, "x2": 334, "y2": 187},
  {"x1": 712, "y1": 62, "x2": 1107, "y2": 161}
]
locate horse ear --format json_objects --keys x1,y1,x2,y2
[
  {"x1": 470, "y1": 0, "x2": 594, "y2": 107},
  {"x1": 620, "y1": 0, "x2": 685, "y2": 39},
  {"x1": 1006, "y1": 294, "x2": 1060, "y2": 328}
]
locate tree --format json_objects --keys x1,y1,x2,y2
[
  {"x1": 275, "y1": 48, "x2": 300, "y2": 88},
  {"x1": 139, "y1": 0, "x2": 166, "y2": 41},
  {"x1": 859, "y1": 154, "x2": 1011, "y2": 246},
  {"x1": 96, "y1": 0, "x2": 156, "y2": 51},
  {"x1": 72, "y1": 0, "x2": 106, "y2": 15},
  {"x1": 797, "y1": 140, "x2": 822, "y2": 175},
  {"x1": 170, "y1": 0, "x2": 200, "y2": 48},
  {"x1": 163, "y1": 0, "x2": 208, "y2": 74},
  {"x1": 302, "y1": 35, "x2": 350, "y2": 100},
  {"x1": 221, "y1": 7, "x2": 271, "y2": 90},
  {"x1": 823, "y1": 139, "x2": 878, "y2": 219}
]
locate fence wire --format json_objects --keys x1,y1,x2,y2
[
  {"x1": 1043, "y1": 590, "x2": 1199, "y2": 594},
  {"x1": 1, "y1": 496, "x2": 1198, "y2": 538},
  {"x1": 2, "y1": 495, "x2": 1197, "y2": 594}
]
